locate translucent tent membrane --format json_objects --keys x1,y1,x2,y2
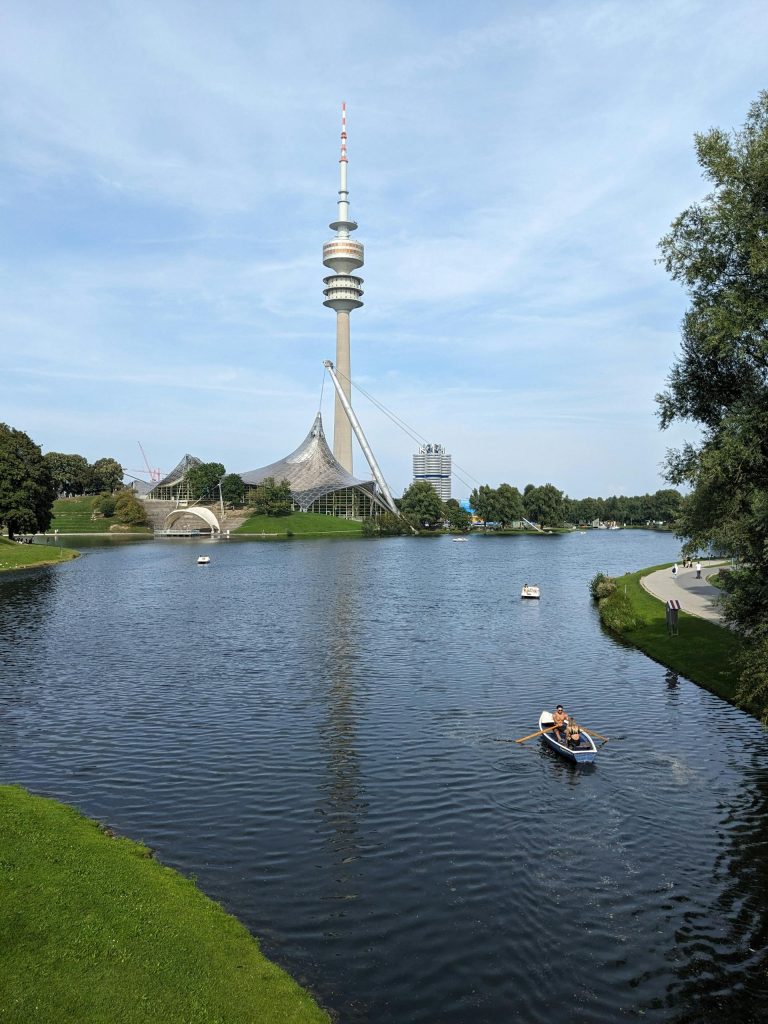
[
  {"x1": 146, "y1": 454, "x2": 203, "y2": 501},
  {"x1": 240, "y1": 413, "x2": 389, "y2": 516}
]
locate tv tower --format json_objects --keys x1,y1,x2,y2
[{"x1": 323, "y1": 103, "x2": 364, "y2": 473}]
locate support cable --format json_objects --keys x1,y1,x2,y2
[{"x1": 331, "y1": 366, "x2": 483, "y2": 491}]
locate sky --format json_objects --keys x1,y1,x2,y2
[{"x1": 2, "y1": 1, "x2": 767, "y2": 500}]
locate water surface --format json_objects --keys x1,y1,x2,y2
[{"x1": 1, "y1": 530, "x2": 766, "y2": 1022}]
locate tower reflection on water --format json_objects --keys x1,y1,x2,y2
[{"x1": 316, "y1": 553, "x2": 368, "y2": 906}]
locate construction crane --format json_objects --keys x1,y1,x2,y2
[{"x1": 138, "y1": 442, "x2": 161, "y2": 483}]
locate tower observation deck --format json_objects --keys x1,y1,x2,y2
[{"x1": 323, "y1": 103, "x2": 364, "y2": 473}]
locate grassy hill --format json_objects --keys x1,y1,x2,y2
[
  {"x1": 236, "y1": 511, "x2": 364, "y2": 536},
  {"x1": 50, "y1": 497, "x2": 152, "y2": 534},
  {"x1": 0, "y1": 536, "x2": 78, "y2": 571}
]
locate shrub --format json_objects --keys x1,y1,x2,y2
[
  {"x1": 589, "y1": 571, "x2": 616, "y2": 600},
  {"x1": 91, "y1": 494, "x2": 115, "y2": 518},
  {"x1": 599, "y1": 588, "x2": 638, "y2": 633}
]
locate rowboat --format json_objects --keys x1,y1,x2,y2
[
  {"x1": 197, "y1": 555, "x2": 211, "y2": 565},
  {"x1": 539, "y1": 711, "x2": 597, "y2": 764},
  {"x1": 521, "y1": 584, "x2": 540, "y2": 599}
]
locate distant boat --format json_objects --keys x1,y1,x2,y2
[
  {"x1": 197, "y1": 555, "x2": 211, "y2": 565},
  {"x1": 521, "y1": 584, "x2": 540, "y2": 599},
  {"x1": 452, "y1": 537, "x2": 468, "y2": 543}
]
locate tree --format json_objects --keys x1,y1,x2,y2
[
  {"x1": 400, "y1": 480, "x2": 445, "y2": 529},
  {"x1": 113, "y1": 490, "x2": 148, "y2": 526},
  {"x1": 523, "y1": 483, "x2": 564, "y2": 527},
  {"x1": 185, "y1": 462, "x2": 225, "y2": 502},
  {"x1": 0, "y1": 423, "x2": 56, "y2": 538},
  {"x1": 248, "y1": 477, "x2": 293, "y2": 516},
  {"x1": 444, "y1": 502, "x2": 471, "y2": 532},
  {"x1": 220, "y1": 473, "x2": 245, "y2": 506},
  {"x1": 469, "y1": 485, "x2": 499, "y2": 527},
  {"x1": 657, "y1": 92, "x2": 768, "y2": 718},
  {"x1": 495, "y1": 483, "x2": 524, "y2": 527},
  {"x1": 43, "y1": 452, "x2": 92, "y2": 496},
  {"x1": 91, "y1": 457, "x2": 123, "y2": 493}
]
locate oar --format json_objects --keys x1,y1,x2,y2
[
  {"x1": 581, "y1": 727, "x2": 609, "y2": 741},
  {"x1": 515, "y1": 725, "x2": 559, "y2": 743}
]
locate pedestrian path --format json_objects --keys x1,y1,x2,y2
[{"x1": 640, "y1": 561, "x2": 728, "y2": 625}]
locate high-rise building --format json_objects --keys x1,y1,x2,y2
[
  {"x1": 322, "y1": 103, "x2": 364, "y2": 474},
  {"x1": 413, "y1": 444, "x2": 452, "y2": 501}
]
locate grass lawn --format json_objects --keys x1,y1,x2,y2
[
  {"x1": 236, "y1": 511, "x2": 364, "y2": 536},
  {"x1": 0, "y1": 537, "x2": 78, "y2": 572},
  {"x1": 0, "y1": 785, "x2": 330, "y2": 1024},
  {"x1": 606, "y1": 564, "x2": 749, "y2": 711},
  {"x1": 50, "y1": 497, "x2": 152, "y2": 534}
]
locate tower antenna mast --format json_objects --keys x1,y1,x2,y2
[{"x1": 322, "y1": 103, "x2": 364, "y2": 473}]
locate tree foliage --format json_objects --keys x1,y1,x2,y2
[
  {"x1": 523, "y1": 483, "x2": 564, "y2": 527},
  {"x1": 91, "y1": 458, "x2": 124, "y2": 493},
  {"x1": 43, "y1": 452, "x2": 92, "y2": 496},
  {"x1": 248, "y1": 477, "x2": 293, "y2": 516},
  {"x1": 469, "y1": 485, "x2": 499, "y2": 526},
  {"x1": 0, "y1": 423, "x2": 56, "y2": 538},
  {"x1": 220, "y1": 473, "x2": 245, "y2": 506},
  {"x1": 657, "y1": 92, "x2": 768, "y2": 718},
  {"x1": 113, "y1": 490, "x2": 148, "y2": 526},
  {"x1": 185, "y1": 462, "x2": 225, "y2": 502},
  {"x1": 400, "y1": 480, "x2": 445, "y2": 529}
]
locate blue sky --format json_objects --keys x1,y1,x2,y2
[{"x1": 2, "y1": 1, "x2": 767, "y2": 499}]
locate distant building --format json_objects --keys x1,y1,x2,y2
[{"x1": 413, "y1": 443, "x2": 451, "y2": 502}]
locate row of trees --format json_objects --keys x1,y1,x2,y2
[
  {"x1": 468, "y1": 484, "x2": 682, "y2": 529},
  {"x1": 92, "y1": 490, "x2": 148, "y2": 526},
  {"x1": 376, "y1": 480, "x2": 684, "y2": 534},
  {"x1": 44, "y1": 452, "x2": 124, "y2": 496},
  {"x1": 656, "y1": 92, "x2": 768, "y2": 719}
]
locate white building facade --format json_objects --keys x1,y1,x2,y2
[{"x1": 413, "y1": 443, "x2": 452, "y2": 501}]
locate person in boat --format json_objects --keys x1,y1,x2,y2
[
  {"x1": 566, "y1": 720, "x2": 582, "y2": 749},
  {"x1": 552, "y1": 705, "x2": 568, "y2": 742}
]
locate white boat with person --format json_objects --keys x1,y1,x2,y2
[
  {"x1": 520, "y1": 584, "x2": 540, "y2": 599},
  {"x1": 197, "y1": 555, "x2": 211, "y2": 565}
]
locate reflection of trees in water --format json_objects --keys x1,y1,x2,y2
[
  {"x1": 317, "y1": 580, "x2": 367, "y2": 889},
  {"x1": 664, "y1": 749, "x2": 768, "y2": 1022}
]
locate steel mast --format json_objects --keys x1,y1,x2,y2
[{"x1": 323, "y1": 361, "x2": 399, "y2": 517}]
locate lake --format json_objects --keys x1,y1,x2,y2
[{"x1": 1, "y1": 530, "x2": 766, "y2": 1022}]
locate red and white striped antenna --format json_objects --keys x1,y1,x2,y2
[{"x1": 340, "y1": 101, "x2": 348, "y2": 163}]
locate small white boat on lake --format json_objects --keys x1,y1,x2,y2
[
  {"x1": 521, "y1": 584, "x2": 540, "y2": 599},
  {"x1": 197, "y1": 555, "x2": 211, "y2": 565}
]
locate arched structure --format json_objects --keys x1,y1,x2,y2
[
  {"x1": 240, "y1": 413, "x2": 391, "y2": 519},
  {"x1": 164, "y1": 507, "x2": 221, "y2": 534}
]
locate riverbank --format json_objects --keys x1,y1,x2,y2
[
  {"x1": 0, "y1": 537, "x2": 79, "y2": 572},
  {"x1": 594, "y1": 562, "x2": 752, "y2": 714},
  {"x1": 0, "y1": 785, "x2": 329, "y2": 1023}
]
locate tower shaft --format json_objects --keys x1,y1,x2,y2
[
  {"x1": 333, "y1": 312, "x2": 353, "y2": 469},
  {"x1": 323, "y1": 102, "x2": 364, "y2": 474}
]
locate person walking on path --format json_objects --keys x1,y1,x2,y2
[
  {"x1": 695, "y1": 561, "x2": 702, "y2": 579},
  {"x1": 672, "y1": 563, "x2": 678, "y2": 579}
]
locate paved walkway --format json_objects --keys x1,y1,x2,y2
[{"x1": 640, "y1": 560, "x2": 729, "y2": 625}]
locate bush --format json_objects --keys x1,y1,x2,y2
[
  {"x1": 589, "y1": 572, "x2": 616, "y2": 600},
  {"x1": 91, "y1": 494, "x2": 115, "y2": 518},
  {"x1": 599, "y1": 588, "x2": 638, "y2": 633}
]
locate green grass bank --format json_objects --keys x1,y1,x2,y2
[
  {"x1": 0, "y1": 785, "x2": 329, "y2": 1024},
  {"x1": 0, "y1": 536, "x2": 79, "y2": 572},
  {"x1": 50, "y1": 497, "x2": 152, "y2": 534},
  {"x1": 595, "y1": 563, "x2": 750, "y2": 713},
  {"x1": 236, "y1": 511, "x2": 364, "y2": 536}
]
